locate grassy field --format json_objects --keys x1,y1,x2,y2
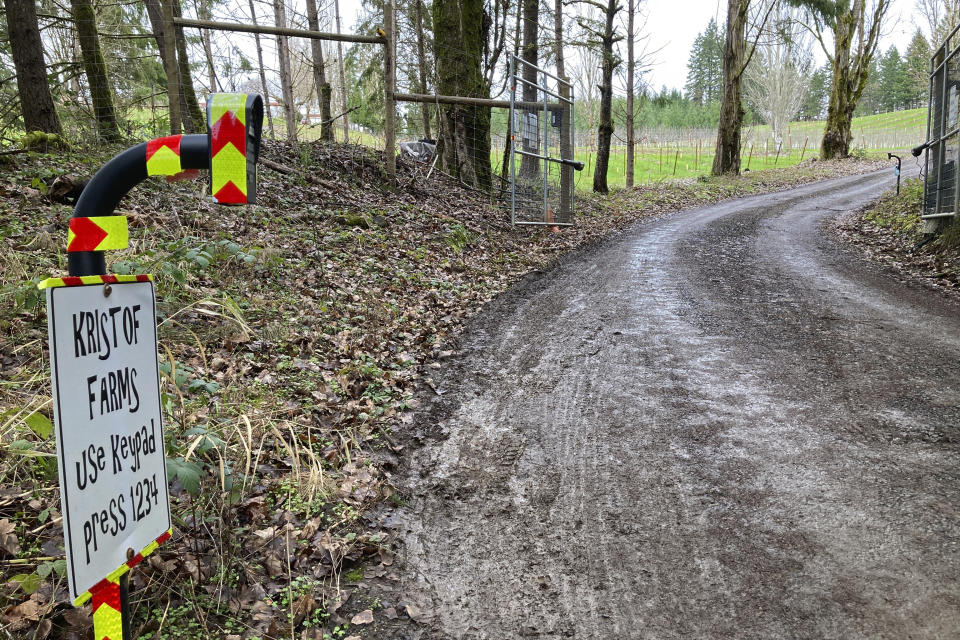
[{"x1": 258, "y1": 107, "x2": 928, "y2": 192}]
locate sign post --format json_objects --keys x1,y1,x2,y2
[{"x1": 40, "y1": 93, "x2": 263, "y2": 639}]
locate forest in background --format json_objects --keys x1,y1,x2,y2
[{"x1": 1, "y1": 0, "x2": 958, "y2": 187}]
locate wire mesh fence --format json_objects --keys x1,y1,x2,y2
[
  {"x1": 923, "y1": 25, "x2": 960, "y2": 221},
  {"x1": 508, "y1": 55, "x2": 574, "y2": 225}
]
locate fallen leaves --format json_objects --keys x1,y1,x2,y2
[
  {"x1": 0, "y1": 142, "x2": 890, "y2": 639},
  {"x1": 350, "y1": 609, "x2": 374, "y2": 625},
  {"x1": 0, "y1": 518, "x2": 20, "y2": 556}
]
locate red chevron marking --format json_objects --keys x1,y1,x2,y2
[
  {"x1": 213, "y1": 180, "x2": 246, "y2": 204},
  {"x1": 68, "y1": 217, "x2": 108, "y2": 252},
  {"x1": 146, "y1": 135, "x2": 182, "y2": 161},
  {"x1": 210, "y1": 112, "x2": 246, "y2": 157},
  {"x1": 90, "y1": 579, "x2": 121, "y2": 611}
]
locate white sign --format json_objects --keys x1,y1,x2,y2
[{"x1": 46, "y1": 280, "x2": 170, "y2": 600}]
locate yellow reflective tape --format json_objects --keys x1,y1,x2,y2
[
  {"x1": 92, "y1": 600, "x2": 123, "y2": 640},
  {"x1": 67, "y1": 216, "x2": 129, "y2": 252},
  {"x1": 146, "y1": 145, "x2": 182, "y2": 176},
  {"x1": 92, "y1": 216, "x2": 128, "y2": 250},
  {"x1": 72, "y1": 528, "x2": 172, "y2": 607},
  {"x1": 211, "y1": 143, "x2": 247, "y2": 196},
  {"x1": 37, "y1": 274, "x2": 153, "y2": 290},
  {"x1": 210, "y1": 93, "x2": 246, "y2": 127}
]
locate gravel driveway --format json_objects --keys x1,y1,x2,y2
[{"x1": 397, "y1": 170, "x2": 960, "y2": 639}]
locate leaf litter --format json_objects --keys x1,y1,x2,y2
[{"x1": 0, "y1": 141, "x2": 886, "y2": 638}]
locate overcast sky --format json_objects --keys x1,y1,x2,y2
[
  {"x1": 639, "y1": 0, "x2": 921, "y2": 91},
  {"x1": 337, "y1": 0, "x2": 925, "y2": 94}
]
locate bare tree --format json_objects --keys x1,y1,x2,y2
[
  {"x1": 196, "y1": 0, "x2": 220, "y2": 93},
  {"x1": 743, "y1": 1, "x2": 811, "y2": 148},
  {"x1": 915, "y1": 0, "x2": 960, "y2": 44},
  {"x1": 625, "y1": 0, "x2": 636, "y2": 187},
  {"x1": 519, "y1": 0, "x2": 540, "y2": 178},
  {"x1": 569, "y1": 0, "x2": 621, "y2": 193},
  {"x1": 272, "y1": 0, "x2": 298, "y2": 141},
  {"x1": 713, "y1": 0, "x2": 836, "y2": 174},
  {"x1": 305, "y1": 0, "x2": 333, "y2": 141},
  {"x1": 145, "y1": 0, "x2": 204, "y2": 133},
  {"x1": 246, "y1": 0, "x2": 276, "y2": 138},
  {"x1": 414, "y1": 0, "x2": 432, "y2": 139},
  {"x1": 334, "y1": 0, "x2": 348, "y2": 142}
]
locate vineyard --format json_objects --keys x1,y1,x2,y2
[{"x1": 292, "y1": 107, "x2": 929, "y2": 191}]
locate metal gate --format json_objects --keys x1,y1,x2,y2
[
  {"x1": 923, "y1": 25, "x2": 960, "y2": 229},
  {"x1": 509, "y1": 55, "x2": 578, "y2": 226}
]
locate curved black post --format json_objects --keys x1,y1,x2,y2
[
  {"x1": 68, "y1": 135, "x2": 210, "y2": 277},
  {"x1": 888, "y1": 152, "x2": 902, "y2": 196}
]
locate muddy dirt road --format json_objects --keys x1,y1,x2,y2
[{"x1": 398, "y1": 170, "x2": 960, "y2": 639}]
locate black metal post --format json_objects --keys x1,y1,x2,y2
[
  {"x1": 888, "y1": 153, "x2": 902, "y2": 195},
  {"x1": 68, "y1": 135, "x2": 211, "y2": 277},
  {"x1": 120, "y1": 548, "x2": 134, "y2": 639}
]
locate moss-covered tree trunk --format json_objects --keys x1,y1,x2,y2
[
  {"x1": 593, "y1": 0, "x2": 619, "y2": 194},
  {"x1": 433, "y1": 0, "x2": 491, "y2": 189},
  {"x1": 519, "y1": 0, "x2": 539, "y2": 179},
  {"x1": 820, "y1": 0, "x2": 889, "y2": 159},
  {"x1": 822, "y1": 11, "x2": 856, "y2": 159},
  {"x1": 71, "y1": 0, "x2": 121, "y2": 142},
  {"x1": 305, "y1": 0, "x2": 333, "y2": 142},
  {"x1": 4, "y1": 0, "x2": 62, "y2": 134},
  {"x1": 712, "y1": 0, "x2": 748, "y2": 176}
]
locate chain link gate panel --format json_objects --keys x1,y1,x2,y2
[
  {"x1": 923, "y1": 25, "x2": 960, "y2": 228},
  {"x1": 510, "y1": 55, "x2": 578, "y2": 226}
]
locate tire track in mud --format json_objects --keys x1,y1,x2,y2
[{"x1": 396, "y1": 171, "x2": 960, "y2": 639}]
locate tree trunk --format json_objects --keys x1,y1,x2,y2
[
  {"x1": 334, "y1": 0, "x2": 349, "y2": 142},
  {"x1": 171, "y1": 0, "x2": 206, "y2": 132},
  {"x1": 593, "y1": 0, "x2": 618, "y2": 194},
  {"x1": 500, "y1": 3, "x2": 522, "y2": 187},
  {"x1": 625, "y1": 0, "x2": 635, "y2": 188},
  {"x1": 519, "y1": 0, "x2": 539, "y2": 178},
  {"x1": 272, "y1": 0, "x2": 298, "y2": 141},
  {"x1": 820, "y1": 0, "x2": 886, "y2": 159},
  {"x1": 4, "y1": 0, "x2": 63, "y2": 134},
  {"x1": 822, "y1": 7, "x2": 857, "y2": 158},
  {"x1": 197, "y1": 0, "x2": 219, "y2": 92},
  {"x1": 433, "y1": 0, "x2": 492, "y2": 189},
  {"x1": 305, "y1": 0, "x2": 333, "y2": 141},
  {"x1": 414, "y1": 0, "x2": 432, "y2": 139},
  {"x1": 555, "y1": 0, "x2": 573, "y2": 213},
  {"x1": 245, "y1": 0, "x2": 276, "y2": 139},
  {"x1": 712, "y1": 0, "x2": 748, "y2": 176},
  {"x1": 71, "y1": 0, "x2": 121, "y2": 142},
  {"x1": 145, "y1": 0, "x2": 193, "y2": 132}
]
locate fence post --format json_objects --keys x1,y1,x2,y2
[
  {"x1": 383, "y1": 0, "x2": 396, "y2": 188},
  {"x1": 161, "y1": 0, "x2": 181, "y2": 135}
]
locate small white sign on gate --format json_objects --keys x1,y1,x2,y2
[{"x1": 46, "y1": 280, "x2": 170, "y2": 600}]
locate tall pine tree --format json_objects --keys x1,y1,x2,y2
[{"x1": 685, "y1": 19, "x2": 724, "y2": 105}]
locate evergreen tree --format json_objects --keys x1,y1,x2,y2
[
  {"x1": 684, "y1": 19, "x2": 724, "y2": 105},
  {"x1": 799, "y1": 63, "x2": 830, "y2": 119},
  {"x1": 905, "y1": 29, "x2": 932, "y2": 105},
  {"x1": 855, "y1": 55, "x2": 882, "y2": 115},
  {"x1": 878, "y1": 46, "x2": 911, "y2": 110},
  {"x1": 4, "y1": 0, "x2": 62, "y2": 134}
]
